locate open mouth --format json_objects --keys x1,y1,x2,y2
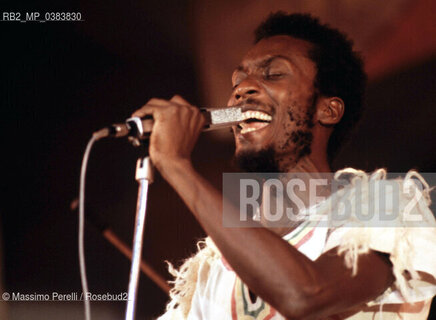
[{"x1": 238, "y1": 110, "x2": 272, "y2": 134}]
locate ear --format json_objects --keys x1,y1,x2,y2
[{"x1": 316, "y1": 97, "x2": 344, "y2": 126}]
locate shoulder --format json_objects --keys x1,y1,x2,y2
[{"x1": 323, "y1": 168, "x2": 436, "y2": 303}]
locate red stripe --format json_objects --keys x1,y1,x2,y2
[
  {"x1": 231, "y1": 280, "x2": 237, "y2": 320},
  {"x1": 264, "y1": 307, "x2": 277, "y2": 320},
  {"x1": 294, "y1": 228, "x2": 315, "y2": 249}
]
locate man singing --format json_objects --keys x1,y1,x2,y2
[{"x1": 132, "y1": 12, "x2": 436, "y2": 320}]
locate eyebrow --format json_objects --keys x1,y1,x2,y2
[{"x1": 235, "y1": 55, "x2": 295, "y2": 72}]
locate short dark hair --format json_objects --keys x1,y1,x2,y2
[{"x1": 255, "y1": 12, "x2": 367, "y2": 162}]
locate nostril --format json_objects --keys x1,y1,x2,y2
[{"x1": 234, "y1": 85, "x2": 259, "y2": 100}]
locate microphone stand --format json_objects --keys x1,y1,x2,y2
[
  {"x1": 88, "y1": 108, "x2": 242, "y2": 319},
  {"x1": 125, "y1": 155, "x2": 154, "y2": 320}
]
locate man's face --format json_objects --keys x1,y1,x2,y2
[{"x1": 228, "y1": 35, "x2": 319, "y2": 170}]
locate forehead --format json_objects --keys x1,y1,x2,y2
[{"x1": 240, "y1": 35, "x2": 315, "y2": 71}]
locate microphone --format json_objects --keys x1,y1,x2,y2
[{"x1": 93, "y1": 107, "x2": 242, "y2": 141}]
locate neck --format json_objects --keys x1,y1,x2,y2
[
  {"x1": 263, "y1": 155, "x2": 332, "y2": 236},
  {"x1": 302, "y1": 154, "x2": 331, "y2": 173},
  {"x1": 276, "y1": 154, "x2": 331, "y2": 174}
]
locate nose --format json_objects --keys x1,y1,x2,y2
[{"x1": 233, "y1": 78, "x2": 260, "y2": 101}]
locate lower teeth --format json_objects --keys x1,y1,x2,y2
[
  {"x1": 241, "y1": 127, "x2": 256, "y2": 134},
  {"x1": 240, "y1": 125, "x2": 269, "y2": 134}
]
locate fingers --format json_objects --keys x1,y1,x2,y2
[
  {"x1": 170, "y1": 94, "x2": 190, "y2": 106},
  {"x1": 131, "y1": 98, "x2": 168, "y2": 118},
  {"x1": 131, "y1": 95, "x2": 194, "y2": 118},
  {"x1": 128, "y1": 95, "x2": 206, "y2": 169}
]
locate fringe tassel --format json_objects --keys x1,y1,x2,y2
[
  {"x1": 332, "y1": 168, "x2": 435, "y2": 302},
  {"x1": 164, "y1": 237, "x2": 220, "y2": 318}
]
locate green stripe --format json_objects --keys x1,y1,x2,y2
[
  {"x1": 241, "y1": 282, "x2": 265, "y2": 317},
  {"x1": 283, "y1": 219, "x2": 311, "y2": 242}
]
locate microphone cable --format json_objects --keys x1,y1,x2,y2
[{"x1": 78, "y1": 130, "x2": 107, "y2": 320}]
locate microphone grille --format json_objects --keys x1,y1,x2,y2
[{"x1": 209, "y1": 107, "x2": 242, "y2": 125}]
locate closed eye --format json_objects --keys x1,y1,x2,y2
[{"x1": 265, "y1": 73, "x2": 284, "y2": 80}]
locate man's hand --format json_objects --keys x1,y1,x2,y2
[{"x1": 132, "y1": 95, "x2": 205, "y2": 175}]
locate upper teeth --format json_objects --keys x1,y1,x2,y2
[{"x1": 241, "y1": 111, "x2": 272, "y2": 121}]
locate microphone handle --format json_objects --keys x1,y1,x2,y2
[{"x1": 93, "y1": 107, "x2": 242, "y2": 141}]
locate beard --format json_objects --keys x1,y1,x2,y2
[
  {"x1": 233, "y1": 147, "x2": 280, "y2": 173},
  {"x1": 233, "y1": 93, "x2": 318, "y2": 173}
]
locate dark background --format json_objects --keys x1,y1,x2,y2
[{"x1": 1, "y1": 0, "x2": 435, "y2": 319}]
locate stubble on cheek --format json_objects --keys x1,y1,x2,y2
[{"x1": 277, "y1": 102, "x2": 315, "y2": 163}]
